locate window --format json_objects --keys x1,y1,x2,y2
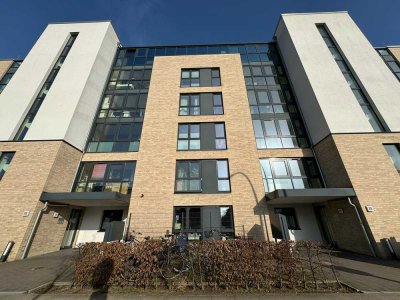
[
  {"x1": 177, "y1": 124, "x2": 200, "y2": 150},
  {"x1": 274, "y1": 208, "x2": 299, "y2": 230},
  {"x1": 259, "y1": 158, "x2": 322, "y2": 192},
  {"x1": 242, "y1": 43, "x2": 308, "y2": 149},
  {"x1": 215, "y1": 123, "x2": 227, "y2": 150},
  {"x1": 317, "y1": 25, "x2": 384, "y2": 132},
  {"x1": 173, "y1": 206, "x2": 234, "y2": 240},
  {"x1": 0, "y1": 152, "x2": 15, "y2": 182},
  {"x1": 177, "y1": 123, "x2": 227, "y2": 151},
  {"x1": 74, "y1": 161, "x2": 136, "y2": 194},
  {"x1": 252, "y1": 118, "x2": 307, "y2": 149},
  {"x1": 217, "y1": 160, "x2": 230, "y2": 192},
  {"x1": 181, "y1": 68, "x2": 221, "y2": 87},
  {"x1": 213, "y1": 93, "x2": 224, "y2": 114},
  {"x1": 87, "y1": 122, "x2": 142, "y2": 153},
  {"x1": 179, "y1": 93, "x2": 224, "y2": 116},
  {"x1": 175, "y1": 161, "x2": 201, "y2": 192},
  {"x1": 14, "y1": 34, "x2": 78, "y2": 141},
  {"x1": 179, "y1": 94, "x2": 200, "y2": 115},
  {"x1": 0, "y1": 61, "x2": 22, "y2": 93},
  {"x1": 181, "y1": 69, "x2": 200, "y2": 87},
  {"x1": 211, "y1": 68, "x2": 221, "y2": 86},
  {"x1": 100, "y1": 210, "x2": 123, "y2": 231},
  {"x1": 175, "y1": 159, "x2": 230, "y2": 193},
  {"x1": 384, "y1": 144, "x2": 400, "y2": 173},
  {"x1": 377, "y1": 48, "x2": 400, "y2": 80}
]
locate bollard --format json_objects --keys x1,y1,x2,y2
[{"x1": 0, "y1": 241, "x2": 15, "y2": 262}]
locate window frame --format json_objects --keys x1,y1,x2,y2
[
  {"x1": 99, "y1": 210, "x2": 124, "y2": 232},
  {"x1": 259, "y1": 158, "x2": 323, "y2": 192},
  {"x1": 177, "y1": 123, "x2": 201, "y2": 151},
  {"x1": 175, "y1": 160, "x2": 202, "y2": 193},
  {"x1": 73, "y1": 161, "x2": 136, "y2": 195}
]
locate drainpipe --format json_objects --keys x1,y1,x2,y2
[
  {"x1": 21, "y1": 202, "x2": 48, "y2": 259},
  {"x1": 347, "y1": 197, "x2": 376, "y2": 257}
]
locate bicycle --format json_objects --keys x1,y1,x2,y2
[{"x1": 158, "y1": 232, "x2": 194, "y2": 280}]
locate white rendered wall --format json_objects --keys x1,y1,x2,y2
[
  {"x1": 0, "y1": 22, "x2": 119, "y2": 150},
  {"x1": 270, "y1": 204, "x2": 323, "y2": 242},
  {"x1": 275, "y1": 12, "x2": 400, "y2": 144},
  {"x1": 75, "y1": 207, "x2": 128, "y2": 245}
]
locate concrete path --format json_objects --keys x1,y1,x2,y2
[
  {"x1": 331, "y1": 251, "x2": 400, "y2": 293},
  {"x1": 0, "y1": 248, "x2": 77, "y2": 293}
]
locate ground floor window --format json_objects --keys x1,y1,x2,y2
[
  {"x1": 100, "y1": 210, "x2": 123, "y2": 231},
  {"x1": 274, "y1": 207, "x2": 300, "y2": 230},
  {"x1": 173, "y1": 206, "x2": 234, "y2": 240}
]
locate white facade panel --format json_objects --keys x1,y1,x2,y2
[
  {"x1": 275, "y1": 12, "x2": 400, "y2": 144},
  {"x1": 0, "y1": 22, "x2": 119, "y2": 150}
]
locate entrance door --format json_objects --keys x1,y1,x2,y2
[
  {"x1": 314, "y1": 206, "x2": 334, "y2": 245},
  {"x1": 278, "y1": 214, "x2": 290, "y2": 240},
  {"x1": 62, "y1": 209, "x2": 82, "y2": 248}
]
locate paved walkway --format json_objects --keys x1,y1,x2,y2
[
  {"x1": 1, "y1": 249, "x2": 400, "y2": 296},
  {"x1": 331, "y1": 251, "x2": 400, "y2": 293},
  {"x1": 0, "y1": 248, "x2": 77, "y2": 293}
]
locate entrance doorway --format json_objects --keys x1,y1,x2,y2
[
  {"x1": 314, "y1": 206, "x2": 334, "y2": 245},
  {"x1": 61, "y1": 209, "x2": 82, "y2": 248}
]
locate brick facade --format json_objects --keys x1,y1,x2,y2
[
  {"x1": 0, "y1": 141, "x2": 81, "y2": 260},
  {"x1": 0, "y1": 60, "x2": 12, "y2": 81},
  {"x1": 388, "y1": 47, "x2": 400, "y2": 62},
  {"x1": 315, "y1": 133, "x2": 400, "y2": 258}
]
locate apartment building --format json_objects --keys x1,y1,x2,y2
[{"x1": 0, "y1": 12, "x2": 399, "y2": 261}]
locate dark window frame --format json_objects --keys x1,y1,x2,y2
[
  {"x1": 274, "y1": 207, "x2": 300, "y2": 230},
  {"x1": 73, "y1": 161, "x2": 136, "y2": 195},
  {"x1": 175, "y1": 159, "x2": 231, "y2": 194},
  {"x1": 177, "y1": 123, "x2": 201, "y2": 151},
  {"x1": 260, "y1": 158, "x2": 323, "y2": 192},
  {"x1": 99, "y1": 210, "x2": 124, "y2": 232}
]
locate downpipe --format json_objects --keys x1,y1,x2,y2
[
  {"x1": 347, "y1": 197, "x2": 376, "y2": 257},
  {"x1": 21, "y1": 201, "x2": 48, "y2": 259}
]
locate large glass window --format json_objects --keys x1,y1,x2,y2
[
  {"x1": 259, "y1": 158, "x2": 322, "y2": 192},
  {"x1": 243, "y1": 44, "x2": 309, "y2": 149},
  {"x1": 173, "y1": 206, "x2": 234, "y2": 240},
  {"x1": 87, "y1": 58, "x2": 150, "y2": 153},
  {"x1": 0, "y1": 152, "x2": 15, "y2": 182},
  {"x1": 181, "y1": 69, "x2": 200, "y2": 87},
  {"x1": 177, "y1": 124, "x2": 200, "y2": 150},
  {"x1": 175, "y1": 161, "x2": 201, "y2": 192},
  {"x1": 384, "y1": 144, "x2": 400, "y2": 174},
  {"x1": 179, "y1": 94, "x2": 200, "y2": 115},
  {"x1": 74, "y1": 161, "x2": 136, "y2": 194},
  {"x1": 175, "y1": 159, "x2": 230, "y2": 193},
  {"x1": 177, "y1": 123, "x2": 227, "y2": 151},
  {"x1": 317, "y1": 25, "x2": 384, "y2": 132},
  {"x1": 179, "y1": 93, "x2": 224, "y2": 116},
  {"x1": 14, "y1": 34, "x2": 78, "y2": 141},
  {"x1": 181, "y1": 68, "x2": 221, "y2": 87}
]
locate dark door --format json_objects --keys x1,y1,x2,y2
[
  {"x1": 61, "y1": 209, "x2": 82, "y2": 248},
  {"x1": 315, "y1": 206, "x2": 334, "y2": 245}
]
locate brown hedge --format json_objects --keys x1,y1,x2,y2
[{"x1": 74, "y1": 239, "x2": 339, "y2": 290}]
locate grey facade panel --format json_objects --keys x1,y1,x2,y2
[{"x1": 201, "y1": 160, "x2": 218, "y2": 194}]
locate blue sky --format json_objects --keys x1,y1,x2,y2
[{"x1": 0, "y1": 0, "x2": 399, "y2": 59}]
